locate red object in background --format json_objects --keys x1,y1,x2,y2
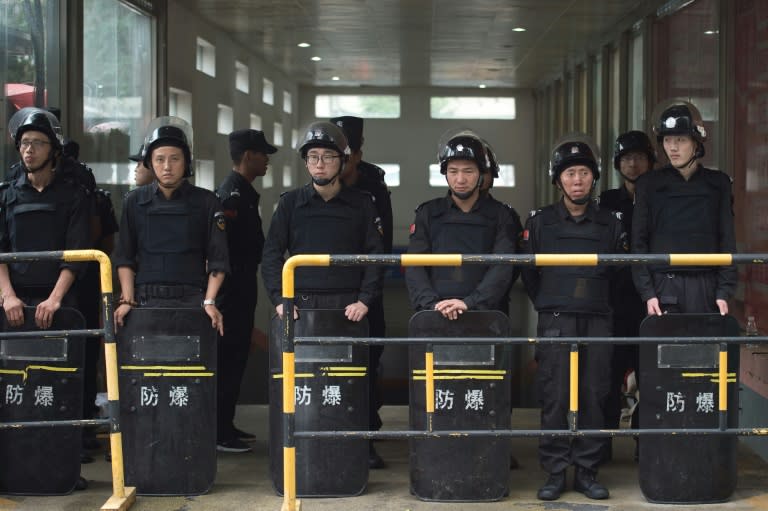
[{"x1": 5, "y1": 83, "x2": 45, "y2": 111}]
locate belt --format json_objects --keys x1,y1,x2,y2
[{"x1": 136, "y1": 284, "x2": 202, "y2": 299}]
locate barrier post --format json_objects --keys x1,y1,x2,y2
[{"x1": 63, "y1": 250, "x2": 136, "y2": 511}]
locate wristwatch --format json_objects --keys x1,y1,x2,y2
[{"x1": 202, "y1": 299, "x2": 216, "y2": 307}]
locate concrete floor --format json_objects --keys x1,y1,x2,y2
[{"x1": 2, "y1": 405, "x2": 768, "y2": 511}]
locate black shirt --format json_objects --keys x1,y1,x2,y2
[
  {"x1": 522, "y1": 199, "x2": 626, "y2": 314},
  {"x1": 405, "y1": 193, "x2": 520, "y2": 311},
  {"x1": 631, "y1": 164, "x2": 736, "y2": 302},
  {"x1": 354, "y1": 161, "x2": 393, "y2": 253},
  {"x1": 0, "y1": 171, "x2": 90, "y2": 289},
  {"x1": 113, "y1": 180, "x2": 229, "y2": 288},
  {"x1": 261, "y1": 182, "x2": 384, "y2": 306},
  {"x1": 216, "y1": 170, "x2": 265, "y2": 276}
]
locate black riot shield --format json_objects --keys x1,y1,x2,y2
[
  {"x1": 269, "y1": 309, "x2": 369, "y2": 497},
  {"x1": 638, "y1": 313, "x2": 739, "y2": 504},
  {"x1": 408, "y1": 310, "x2": 511, "y2": 502},
  {"x1": 0, "y1": 306, "x2": 85, "y2": 495},
  {"x1": 117, "y1": 307, "x2": 217, "y2": 496}
]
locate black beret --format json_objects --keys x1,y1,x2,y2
[
  {"x1": 330, "y1": 116, "x2": 363, "y2": 152},
  {"x1": 229, "y1": 129, "x2": 277, "y2": 160}
]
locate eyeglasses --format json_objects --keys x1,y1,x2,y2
[
  {"x1": 19, "y1": 139, "x2": 51, "y2": 150},
  {"x1": 306, "y1": 154, "x2": 340, "y2": 165},
  {"x1": 620, "y1": 153, "x2": 648, "y2": 163}
]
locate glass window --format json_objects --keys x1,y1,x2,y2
[
  {"x1": 495, "y1": 164, "x2": 516, "y2": 187},
  {"x1": 315, "y1": 95, "x2": 400, "y2": 118},
  {"x1": 235, "y1": 61, "x2": 249, "y2": 93},
  {"x1": 250, "y1": 113, "x2": 262, "y2": 130},
  {"x1": 430, "y1": 97, "x2": 516, "y2": 119},
  {"x1": 82, "y1": 0, "x2": 154, "y2": 185},
  {"x1": 169, "y1": 88, "x2": 192, "y2": 124},
  {"x1": 282, "y1": 164, "x2": 292, "y2": 187},
  {"x1": 273, "y1": 122, "x2": 283, "y2": 146},
  {"x1": 429, "y1": 164, "x2": 445, "y2": 187},
  {"x1": 2, "y1": 0, "x2": 62, "y2": 172},
  {"x1": 262, "y1": 78, "x2": 274, "y2": 105},
  {"x1": 291, "y1": 129, "x2": 299, "y2": 149},
  {"x1": 196, "y1": 37, "x2": 215, "y2": 77},
  {"x1": 263, "y1": 169, "x2": 273, "y2": 188},
  {"x1": 217, "y1": 104, "x2": 233, "y2": 135},
  {"x1": 194, "y1": 159, "x2": 214, "y2": 191},
  {"x1": 373, "y1": 163, "x2": 400, "y2": 187},
  {"x1": 283, "y1": 91, "x2": 292, "y2": 114}
]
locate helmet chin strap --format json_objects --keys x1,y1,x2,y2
[
  {"x1": 558, "y1": 178, "x2": 594, "y2": 206},
  {"x1": 311, "y1": 162, "x2": 343, "y2": 187},
  {"x1": 22, "y1": 151, "x2": 56, "y2": 174},
  {"x1": 448, "y1": 173, "x2": 483, "y2": 200}
]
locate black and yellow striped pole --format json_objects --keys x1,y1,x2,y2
[
  {"x1": 64, "y1": 250, "x2": 136, "y2": 511},
  {"x1": 569, "y1": 344, "x2": 579, "y2": 432},
  {"x1": 280, "y1": 255, "x2": 329, "y2": 511}
]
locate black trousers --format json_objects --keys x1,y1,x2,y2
[
  {"x1": 535, "y1": 312, "x2": 613, "y2": 474},
  {"x1": 366, "y1": 296, "x2": 385, "y2": 431},
  {"x1": 652, "y1": 271, "x2": 719, "y2": 314},
  {"x1": 217, "y1": 276, "x2": 257, "y2": 440}
]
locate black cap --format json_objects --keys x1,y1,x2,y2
[
  {"x1": 330, "y1": 116, "x2": 363, "y2": 152},
  {"x1": 229, "y1": 129, "x2": 277, "y2": 160},
  {"x1": 128, "y1": 145, "x2": 144, "y2": 162}
]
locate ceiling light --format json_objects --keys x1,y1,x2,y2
[
  {"x1": 311, "y1": 56, "x2": 322, "y2": 61},
  {"x1": 331, "y1": 76, "x2": 340, "y2": 81},
  {"x1": 297, "y1": 42, "x2": 311, "y2": 48},
  {"x1": 704, "y1": 30, "x2": 719, "y2": 35},
  {"x1": 479, "y1": 84, "x2": 487, "y2": 89},
  {"x1": 512, "y1": 27, "x2": 526, "y2": 32}
]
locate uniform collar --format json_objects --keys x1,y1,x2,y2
[
  {"x1": 296, "y1": 181, "x2": 356, "y2": 207},
  {"x1": 151, "y1": 178, "x2": 191, "y2": 199},
  {"x1": 555, "y1": 197, "x2": 598, "y2": 222},
  {"x1": 439, "y1": 192, "x2": 487, "y2": 213}
]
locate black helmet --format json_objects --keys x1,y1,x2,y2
[
  {"x1": 613, "y1": 130, "x2": 656, "y2": 170},
  {"x1": 654, "y1": 101, "x2": 707, "y2": 139},
  {"x1": 549, "y1": 133, "x2": 600, "y2": 184},
  {"x1": 8, "y1": 107, "x2": 64, "y2": 151},
  {"x1": 297, "y1": 121, "x2": 350, "y2": 159},
  {"x1": 142, "y1": 116, "x2": 194, "y2": 177},
  {"x1": 483, "y1": 142, "x2": 500, "y2": 178},
  {"x1": 437, "y1": 132, "x2": 488, "y2": 175}
]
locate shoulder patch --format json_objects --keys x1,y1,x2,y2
[{"x1": 528, "y1": 209, "x2": 540, "y2": 218}]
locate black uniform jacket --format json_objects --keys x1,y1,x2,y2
[
  {"x1": 216, "y1": 170, "x2": 265, "y2": 276},
  {"x1": 355, "y1": 161, "x2": 393, "y2": 254},
  {"x1": 0, "y1": 171, "x2": 90, "y2": 288},
  {"x1": 522, "y1": 199, "x2": 626, "y2": 314},
  {"x1": 631, "y1": 164, "x2": 736, "y2": 302},
  {"x1": 113, "y1": 180, "x2": 229, "y2": 288},
  {"x1": 405, "y1": 193, "x2": 520, "y2": 311},
  {"x1": 261, "y1": 182, "x2": 384, "y2": 306}
]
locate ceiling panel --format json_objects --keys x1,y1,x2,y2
[{"x1": 186, "y1": 0, "x2": 659, "y2": 88}]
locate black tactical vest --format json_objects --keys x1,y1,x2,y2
[
  {"x1": 134, "y1": 187, "x2": 206, "y2": 286},
  {"x1": 534, "y1": 206, "x2": 615, "y2": 313}
]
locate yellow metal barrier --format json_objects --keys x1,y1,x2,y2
[
  {"x1": 0, "y1": 250, "x2": 135, "y2": 511},
  {"x1": 278, "y1": 252, "x2": 758, "y2": 511}
]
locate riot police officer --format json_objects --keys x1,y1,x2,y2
[
  {"x1": 112, "y1": 116, "x2": 229, "y2": 330},
  {"x1": 330, "y1": 115, "x2": 392, "y2": 467},
  {"x1": 522, "y1": 134, "x2": 626, "y2": 501},
  {"x1": 406, "y1": 131, "x2": 520, "y2": 316},
  {"x1": 214, "y1": 129, "x2": 275, "y2": 453},
  {"x1": 261, "y1": 121, "x2": 383, "y2": 320},
  {"x1": 632, "y1": 102, "x2": 736, "y2": 315},
  {"x1": 0, "y1": 107, "x2": 90, "y2": 327},
  {"x1": 599, "y1": 130, "x2": 655, "y2": 453},
  {"x1": 130, "y1": 144, "x2": 154, "y2": 186},
  {"x1": 0, "y1": 107, "x2": 91, "y2": 491}
]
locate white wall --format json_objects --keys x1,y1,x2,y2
[
  {"x1": 167, "y1": 0, "x2": 299, "y2": 210},
  {"x1": 298, "y1": 86, "x2": 537, "y2": 248}
]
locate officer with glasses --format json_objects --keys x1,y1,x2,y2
[{"x1": 261, "y1": 121, "x2": 383, "y2": 319}]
